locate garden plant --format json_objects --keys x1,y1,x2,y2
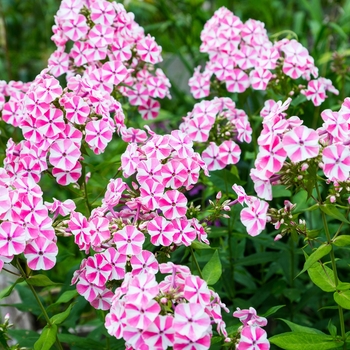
[{"x1": 0, "y1": 0, "x2": 350, "y2": 349}]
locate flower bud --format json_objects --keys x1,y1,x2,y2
[
  {"x1": 274, "y1": 234, "x2": 283, "y2": 241},
  {"x1": 216, "y1": 191, "x2": 222, "y2": 200}
]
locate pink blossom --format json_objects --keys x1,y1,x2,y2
[
  {"x1": 172, "y1": 218, "x2": 196, "y2": 246},
  {"x1": 85, "y1": 254, "x2": 112, "y2": 287},
  {"x1": 282, "y1": 125, "x2": 320, "y2": 162},
  {"x1": 85, "y1": 119, "x2": 114, "y2": 154},
  {"x1": 250, "y1": 69, "x2": 272, "y2": 90},
  {"x1": 0, "y1": 222, "x2": 26, "y2": 256},
  {"x1": 226, "y1": 69, "x2": 250, "y2": 93},
  {"x1": 174, "y1": 303, "x2": 211, "y2": 342},
  {"x1": 24, "y1": 236, "x2": 58, "y2": 270},
  {"x1": 233, "y1": 307, "x2": 267, "y2": 327},
  {"x1": 62, "y1": 14, "x2": 89, "y2": 41},
  {"x1": 202, "y1": 142, "x2": 226, "y2": 171},
  {"x1": 49, "y1": 139, "x2": 81, "y2": 171},
  {"x1": 126, "y1": 272, "x2": 159, "y2": 305},
  {"x1": 240, "y1": 198, "x2": 269, "y2": 236},
  {"x1": 114, "y1": 225, "x2": 145, "y2": 255},
  {"x1": 184, "y1": 275, "x2": 211, "y2": 305},
  {"x1": 143, "y1": 315, "x2": 175, "y2": 348},
  {"x1": 322, "y1": 144, "x2": 350, "y2": 181},
  {"x1": 52, "y1": 162, "x2": 82, "y2": 186},
  {"x1": 125, "y1": 299, "x2": 161, "y2": 329},
  {"x1": 130, "y1": 250, "x2": 159, "y2": 275},
  {"x1": 237, "y1": 326, "x2": 270, "y2": 350},
  {"x1": 102, "y1": 247, "x2": 126, "y2": 281},
  {"x1": 138, "y1": 99, "x2": 160, "y2": 120},
  {"x1": 90, "y1": 0, "x2": 115, "y2": 26},
  {"x1": 159, "y1": 190, "x2": 188, "y2": 220},
  {"x1": 91, "y1": 289, "x2": 114, "y2": 310},
  {"x1": 147, "y1": 216, "x2": 175, "y2": 246},
  {"x1": 137, "y1": 34, "x2": 162, "y2": 64}
]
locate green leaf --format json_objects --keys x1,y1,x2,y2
[
  {"x1": 57, "y1": 334, "x2": 103, "y2": 349},
  {"x1": 279, "y1": 318, "x2": 326, "y2": 334},
  {"x1": 334, "y1": 290, "x2": 350, "y2": 310},
  {"x1": 0, "y1": 278, "x2": 24, "y2": 300},
  {"x1": 47, "y1": 290, "x2": 78, "y2": 311},
  {"x1": 27, "y1": 275, "x2": 61, "y2": 287},
  {"x1": 34, "y1": 324, "x2": 57, "y2": 350},
  {"x1": 191, "y1": 241, "x2": 212, "y2": 250},
  {"x1": 7, "y1": 329, "x2": 38, "y2": 348},
  {"x1": 210, "y1": 169, "x2": 245, "y2": 193},
  {"x1": 260, "y1": 305, "x2": 285, "y2": 317},
  {"x1": 269, "y1": 332, "x2": 343, "y2": 349},
  {"x1": 320, "y1": 205, "x2": 350, "y2": 224},
  {"x1": 336, "y1": 282, "x2": 350, "y2": 291},
  {"x1": 308, "y1": 261, "x2": 336, "y2": 292},
  {"x1": 327, "y1": 319, "x2": 337, "y2": 339},
  {"x1": 333, "y1": 235, "x2": 350, "y2": 247},
  {"x1": 290, "y1": 93, "x2": 307, "y2": 106},
  {"x1": 297, "y1": 244, "x2": 332, "y2": 277},
  {"x1": 234, "y1": 252, "x2": 280, "y2": 266},
  {"x1": 202, "y1": 250, "x2": 222, "y2": 285},
  {"x1": 0, "y1": 331, "x2": 10, "y2": 350},
  {"x1": 50, "y1": 304, "x2": 74, "y2": 325}
]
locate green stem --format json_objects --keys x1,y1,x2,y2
[
  {"x1": 190, "y1": 246, "x2": 203, "y2": 279},
  {"x1": 16, "y1": 259, "x2": 64, "y2": 350},
  {"x1": 315, "y1": 185, "x2": 346, "y2": 346}
]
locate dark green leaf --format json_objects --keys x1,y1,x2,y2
[
  {"x1": 297, "y1": 244, "x2": 332, "y2": 277},
  {"x1": 269, "y1": 332, "x2": 343, "y2": 349},
  {"x1": 0, "y1": 331, "x2": 10, "y2": 350},
  {"x1": 308, "y1": 262, "x2": 336, "y2": 292},
  {"x1": 336, "y1": 282, "x2": 350, "y2": 291},
  {"x1": 327, "y1": 319, "x2": 337, "y2": 338},
  {"x1": 47, "y1": 290, "x2": 78, "y2": 311},
  {"x1": 191, "y1": 241, "x2": 212, "y2": 250},
  {"x1": 334, "y1": 290, "x2": 350, "y2": 310},
  {"x1": 234, "y1": 252, "x2": 281, "y2": 266},
  {"x1": 320, "y1": 205, "x2": 350, "y2": 224},
  {"x1": 7, "y1": 329, "x2": 38, "y2": 348},
  {"x1": 27, "y1": 274, "x2": 61, "y2": 287},
  {"x1": 333, "y1": 235, "x2": 350, "y2": 247},
  {"x1": 260, "y1": 305, "x2": 285, "y2": 317},
  {"x1": 34, "y1": 324, "x2": 57, "y2": 350},
  {"x1": 279, "y1": 318, "x2": 326, "y2": 334},
  {"x1": 58, "y1": 334, "x2": 103, "y2": 349},
  {"x1": 202, "y1": 250, "x2": 222, "y2": 285},
  {"x1": 50, "y1": 303, "x2": 74, "y2": 325},
  {"x1": 0, "y1": 278, "x2": 24, "y2": 300}
]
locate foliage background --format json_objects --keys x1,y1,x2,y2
[{"x1": 1, "y1": 0, "x2": 350, "y2": 349}]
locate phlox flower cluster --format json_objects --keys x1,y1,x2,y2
[
  {"x1": 0, "y1": 168, "x2": 76, "y2": 271},
  {"x1": 189, "y1": 6, "x2": 338, "y2": 105},
  {"x1": 1, "y1": 70, "x2": 125, "y2": 185},
  {"x1": 233, "y1": 307, "x2": 270, "y2": 350},
  {"x1": 49, "y1": 0, "x2": 170, "y2": 120},
  {"x1": 179, "y1": 97, "x2": 251, "y2": 171},
  {"x1": 232, "y1": 96, "x2": 350, "y2": 238},
  {"x1": 65, "y1": 127, "x2": 218, "y2": 309},
  {"x1": 103, "y1": 262, "x2": 229, "y2": 349}
]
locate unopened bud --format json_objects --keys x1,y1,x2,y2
[
  {"x1": 131, "y1": 182, "x2": 138, "y2": 190},
  {"x1": 274, "y1": 234, "x2": 283, "y2": 241},
  {"x1": 329, "y1": 195, "x2": 336, "y2": 203},
  {"x1": 301, "y1": 163, "x2": 309, "y2": 171},
  {"x1": 216, "y1": 191, "x2": 222, "y2": 200},
  {"x1": 222, "y1": 214, "x2": 230, "y2": 219},
  {"x1": 223, "y1": 205, "x2": 230, "y2": 211},
  {"x1": 160, "y1": 297, "x2": 167, "y2": 304}
]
